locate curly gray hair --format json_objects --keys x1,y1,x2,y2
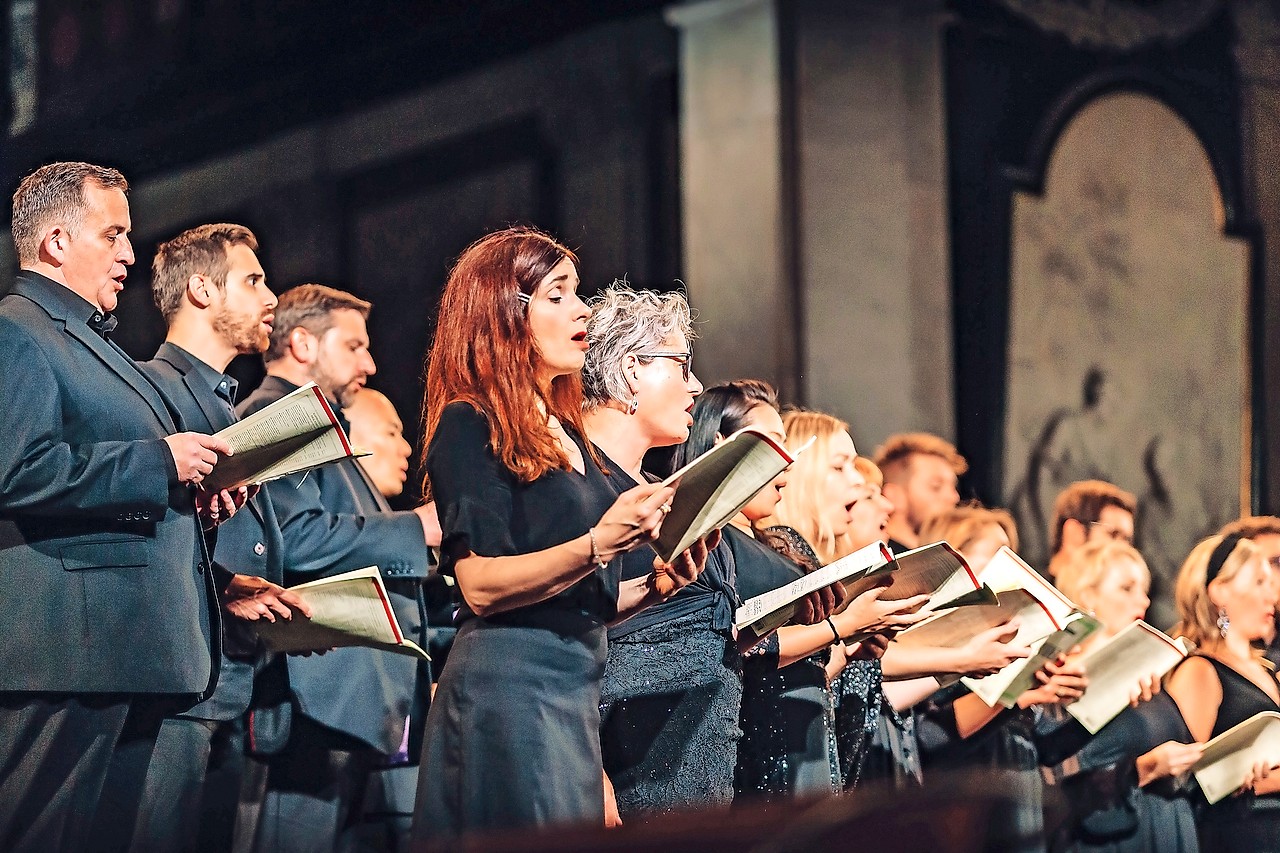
[{"x1": 582, "y1": 283, "x2": 696, "y2": 410}]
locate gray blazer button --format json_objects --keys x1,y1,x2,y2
[{"x1": 254, "y1": 542, "x2": 266, "y2": 556}]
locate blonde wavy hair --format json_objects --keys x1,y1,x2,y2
[
  {"x1": 758, "y1": 410, "x2": 852, "y2": 564},
  {"x1": 918, "y1": 503, "x2": 1020, "y2": 555},
  {"x1": 1175, "y1": 534, "x2": 1264, "y2": 652},
  {"x1": 1055, "y1": 539, "x2": 1149, "y2": 612}
]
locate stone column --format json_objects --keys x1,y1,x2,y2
[
  {"x1": 1233, "y1": 0, "x2": 1280, "y2": 513},
  {"x1": 792, "y1": 0, "x2": 954, "y2": 448},
  {"x1": 666, "y1": 0, "x2": 801, "y2": 400}
]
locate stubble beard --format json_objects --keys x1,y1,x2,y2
[{"x1": 212, "y1": 305, "x2": 269, "y2": 357}]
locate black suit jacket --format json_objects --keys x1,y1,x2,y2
[
  {"x1": 0, "y1": 272, "x2": 219, "y2": 696},
  {"x1": 141, "y1": 343, "x2": 285, "y2": 720},
  {"x1": 238, "y1": 375, "x2": 430, "y2": 754}
]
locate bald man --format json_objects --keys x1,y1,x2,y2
[{"x1": 345, "y1": 388, "x2": 413, "y2": 499}]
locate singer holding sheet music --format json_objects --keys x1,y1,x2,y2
[
  {"x1": 1165, "y1": 534, "x2": 1280, "y2": 851},
  {"x1": 581, "y1": 284, "x2": 752, "y2": 817},
  {"x1": 411, "y1": 228, "x2": 699, "y2": 839},
  {"x1": 1047, "y1": 540, "x2": 1200, "y2": 852},
  {"x1": 752, "y1": 411, "x2": 927, "y2": 793}
]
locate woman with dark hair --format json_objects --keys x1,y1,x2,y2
[
  {"x1": 678, "y1": 387, "x2": 924, "y2": 800},
  {"x1": 410, "y1": 228, "x2": 701, "y2": 839}
]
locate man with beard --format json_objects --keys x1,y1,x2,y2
[
  {"x1": 136, "y1": 223, "x2": 312, "y2": 851},
  {"x1": 873, "y1": 432, "x2": 966, "y2": 552},
  {"x1": 238, "y1": 284, "x2": 434, "y2": 852}
]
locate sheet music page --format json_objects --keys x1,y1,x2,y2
[
  {"x1": 1067, "y1": 620, "x2": 1189, "y2": 733},
  {"x1": 882, "y1": 542, "x2": 974, "y2": 603},
  {"x1": 1193, "y1": 711, "x2": 1280, "y2": 804},
  {"x1": 896, "y1": 589, "x2": 1037, "y2": 650},
  {"x1": 960, "y1": 597, "x2": 1082, "y2": 707},
  {"x1": 654, "y1": 428, "x2": 794, "y2": 562},
  {"x1": 253, "y1": 567, "x2": 428, "y2": 660},
  {"x1": 205, "y1": 382, "x2": 357, "y2": 491},
  {"x1": 217, "y1": 383, "x2": 335, "y2": 453},
  {"x1": 979, "y1": 546, "x2": 1078, "y2": 623},
  {"x1": 734, "y1": 540, "x2": 889, "y2": 635}
]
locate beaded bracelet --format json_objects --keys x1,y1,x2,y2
[{"x1": 588, "y1": 527, "x2": 609, "y2": 570}]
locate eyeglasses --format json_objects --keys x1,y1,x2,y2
[
  {"x1": 635, "y1": 351, "x2": 692, "y2": 383},
  {"x1": 1089, "y1": 521, "x2": 1134, "y2": 545}
]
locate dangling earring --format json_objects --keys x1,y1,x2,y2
[
  {"x1": 627, "y1": 397, "x2": 639, "y2": 416},
  {"x1": 1217, "y1": 608, "x2": 1231, "y2": 639}
]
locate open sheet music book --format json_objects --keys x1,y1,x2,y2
[
  {"x1": 1193, "y1": 711, "x2": 1280, "y2": 804},
  {"x1": 652, "y1": 428, "x2": 807, "y2": 563},
  {"x1": 894, "y1": 588, "x2": 1035, "y2": 652},
  {"x1": 841, "y1": 542, "x2": 994, "y2": 644},
  {"x1": 1066, "y1": 621, "x2": 1192, "y2": 734},
  {"x1": 203, "y1": 381, "x2": 367, "y2": 493},
  {"x1": 252, "y1": 567, "x2": 429, "y2": 661},
  {"x1": 734, "y1": 540, "x2": 892, "y2": 640},
  {"x1": 961, "y1": 546, "x2": 1100, "y2": 708}
]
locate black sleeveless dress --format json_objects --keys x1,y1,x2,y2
[{"x1": 1195, "y1": 655, "x2": 1280, "y2": 853}]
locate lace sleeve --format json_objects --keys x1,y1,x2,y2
[{"x1": 763, "y1": 525, "x2": 821, "y2": 572}]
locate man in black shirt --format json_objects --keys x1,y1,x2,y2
[{"x1": 136, "y1": 222, "x2": 308, "y2": 851}]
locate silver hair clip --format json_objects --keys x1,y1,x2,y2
[{"x1": 515, "y1": 291, "x2": 531, "y2": 306}]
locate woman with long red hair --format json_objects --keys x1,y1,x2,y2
[{"x1": 409, "y1": 227, "x2": 699, "y2": 839}]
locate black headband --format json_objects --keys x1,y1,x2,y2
[{"x1": 1205, "y1": 533, "x2": 1244, "y2": 584}]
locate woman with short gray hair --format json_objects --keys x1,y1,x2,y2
[{"x1": 582, "y1": 283, "x2": 746, "y2": 818}]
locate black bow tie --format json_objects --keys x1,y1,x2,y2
[{"x1": 87, "y1": 310, "x2": 118, "y2": 340}]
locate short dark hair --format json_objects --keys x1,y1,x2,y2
[
  {"x1": 151, "y1": 223, "x2": 260, "y2": 322},
  {"x1": 266, "y1": 284, "x2": 372, "y2": 362},
  {"x1": 1051, "y1": 480, "x2": 1137, "y2": 555},
  {"x1": 12, "y1": 162, "x2": 129, "y2": 266}
]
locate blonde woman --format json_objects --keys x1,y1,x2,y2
[
  {"x1": 1048, "y1": 540, "x2": 1201, "y2": 852},
  {"x1": 757, "y1": 411, "x2": 929, "y2": 789},
  {"x1": 1166, "y1": 535, "x2": 1280, "y2": 852}
]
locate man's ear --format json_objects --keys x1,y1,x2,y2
[
  {"x1": 187, "y1": 274, "x2": 214, "y2": 309},
  {"x1": 40, "y1": 226, "x2": 68, "y2": 265},
  {"x1": 1061, "y1": 518, "x2": 1088, "y2": 551},
  {"x1": 287, "y1": 327, "x2": 316, "y2": 364}
]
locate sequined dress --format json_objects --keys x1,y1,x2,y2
[
  {"x1": 730, "y1": 525, "x2": 847, "y2": 799},
  {"x1": 597, "y1": 457, "x2": 743, "y2": 818}
]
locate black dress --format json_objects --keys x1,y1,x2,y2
[
  {"x1": 918, "y1": 686, "x2": 1089, "y2": 852},
  {"x1": 1049, "y1": 692, "x2": 1199, "y2": 853},
  {"x1": 730, "y1": 525, "x2": 843, "y2": 799},
  {"x1": 1194, "y1": 655, "x2": 1280, "y2": 853},
  {"x1": 598, "y1": 458, "x2": 742, "y2": 818},
  {"x1": 411, "y1": 403, "x2": 621, "y2": 840}
]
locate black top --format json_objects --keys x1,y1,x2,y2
[
  {"x1": 428, "y1": 401, "x2": 620, "y2": 626},
  {"x1": 725, "y1": 523, "x2": 805, "y2": 602},
  {"x1": 1200, "y1": 655, "x2": 1280, "y2": 738},
  {"x1": 595, "y1": 451, "x2": 738, "y2": 639}
]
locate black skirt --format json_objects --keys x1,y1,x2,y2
[{"x1": 412, "y1": 612, "x2": 608, "y2": 840}]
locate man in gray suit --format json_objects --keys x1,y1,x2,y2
[
  {"x1": 135, "y1": 222, "x2": 312, "y2": 852},
  {"x1": 0, "y1": 162, "x2": 243, "y2": 852},
  {"x1": 238, "y1": 284, "x2": 434, "y2": 852}
]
